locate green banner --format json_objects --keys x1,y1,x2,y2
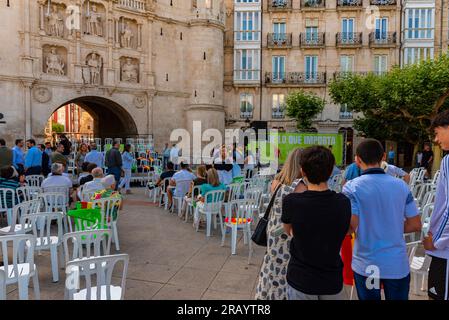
[{"x1": 251, "y1": 133, "x2": 344, "y2": 166}]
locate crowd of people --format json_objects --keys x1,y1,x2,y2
[
  {"x1": 1, "y1": 112, "x2": 449, "y2": 301},
  {"x1": 255, "y1": 110, "x2": 449, "y2": 301}
]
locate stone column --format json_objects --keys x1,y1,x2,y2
[
  {"x1": 115, "y1": 19, "x2": 120, "y2": 47},
  {"x1": 22, "y1": 82, "x2": 33, "y2": 139},
  {"x1": 137, "y1": 23, "x2": 142, "y2": 50},
  {"x1": 108, "y1": 18, "x2": 114, "y2": 44},
  {"x1": 39, "y1": 2, "x2": 46, "y2": 35}
]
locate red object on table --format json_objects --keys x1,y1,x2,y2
[
  {"x1": 81, "y1": 202, "x2": 88, "y2": 209},
  {"x1": 341, "y1": 234, "x2": 354, "y2": 286}
]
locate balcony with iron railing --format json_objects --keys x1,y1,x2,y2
[
  {"x1": 370, "y1": 0, "x2": 397, "y2": 6},
  {"x1": 333, "y1": 71, "x2": 370, "y2": 80},
  {"x1": 268, "y1": 0, "x2": 293, "y2": 12},
  {"x1": 301, "y1": 0, "x2": 326, "y2": 10},
  {"x1": 234, "y1": 31, "x2": 261, "y2": 42},
  {"x1": 336, "y1": 32, "x2": 363, "y2": 47},
  {"x1": 337, "y1": 0, "x2": 362, "y2": 8},
  {"x1": 272, "y1": 109, "x2": 286, "y2": 119},
  {"x1": 267, "y1": 33, "x2": 293, "y2": 49},
  {"x1": 369, "y1": 32, "x2": 397, "y2": 47},
  {"x1": 300, "y1": 32, "x2": 325, "y2": 48},
  {"x1": 118, "y1": 0, "x2": 147, "y2": 12},
  {"x1": 339, "y1": 111, "x2": 353, "y2": 120},
  {"x1": 240, "y1": 110, "x2": 254, "y2": 119},
  {"x1": 265, "y1": 72, "x2": 327, "y2": 86}
]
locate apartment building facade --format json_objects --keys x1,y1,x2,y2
[
  {"x1": 224, "y1": 0, "x2": 448, "y2": 163},
  {"x1": 225, "y1": 0, "x2": 401, "y2": 140}
]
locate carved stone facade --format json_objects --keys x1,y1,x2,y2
[{"x1": 0, "y1": 0, "x2": 226, "y2": 152}]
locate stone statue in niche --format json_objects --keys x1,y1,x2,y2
[
  {"x1": 122, "y1": 58, "x2": 138, "y2": 83},
  {"x1": 86, "y1": 53, "x2": 102, "y2": 85},
  {"x1": 47, "y1": 5, "x2": 64, "y2": 37},
  {"x1": 46, "y1": 48, "x2": 65, "y2": 76},
  {"x1": 121, "y1": 22, "x2": 133, "y2": 48},
  {"x1": 86, "y1": 4, "x2": 103, "y2": 36}
]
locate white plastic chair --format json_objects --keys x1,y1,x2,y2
[
  {"x1": 92, "y1": 197, "x2": 122, "y2": 251},
  {"x1": 22, "y1": 212, "x2": 64, "y2": 283},
  {"x1": 147, "y1": 175, "x2": 160, "y2": 203},
  {"x1": 25, "y1": 175, "x2": 44, "y2": 187},
  {"x1": 0, "y1": 188, "x2": 16, "y2": 225},
  {"x1": 39, "y1": 192, "x2": 71, "y2": 232},
  {"x1": 421, "y1": 204, "x2": 434, "y2": 239},
  {"x1": 65, "y1": 254, "x2": 129, "y2": 300},
  {"x1": 407, "y1": 241, "x2": 432, "y2": 296},
  {"x1": 221, "y1": 198, "x2": 253, "y2": 260},
  {"x1": 63, "y1": 229, "x2": 112, "y2": 265},
  {"x1": 62, "y1": 229, "x2": 112, "y2": 299},
  {"x1": 184, "y1": 185, "x2": 201, "y2": 223},
  {"x1": 171, "y1": 180, "x2": 193, "y2": 216},
  {"x1": 244, "y1": 187, "x2": 263, "y2": 220},
  {"x1": 0, "y1": 234, "x2": 40, "y2": 300},
  {"x1": 194, "y1": 190, "x2": 226, "y2": 237},
  {"x1": 223, "y1": 183, "x2": 244, "y2": 219},
  {"x1": 0, "y1": 199, "x2": 40, "y2": 235},
  {"x1": 16, "y1": 186, "x2": 42, "y2": 202},
  {"x1": 80, "y1": 188, "x2": 97, "y2": 202},
  {"x1": 158, "y1": 178, "x2": 171, "y2": 210}
]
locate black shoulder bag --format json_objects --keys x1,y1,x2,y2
[{"x1": 251, "y1": 184, "x2": 282, "y2": 247}]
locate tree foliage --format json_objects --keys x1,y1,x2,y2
[
  {"x1": 285, "y1": 90, "x2": 325, "y2": 131},
  {"x1": 329, "y1": 54, "x2": 449, "y2": 143},
  {"x1": 52, "y1": 122, "x2": 64, "y2": 133}
]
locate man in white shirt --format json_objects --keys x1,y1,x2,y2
[
  {"x1": 167, "y1": 162, "x2": 195, "y2": 210},
  {"x1": 83, "y1": 167, "x2": 105, "y2": 193},
  {"x1": 42, "y1": 163, "x2": 73, "y2": 200},
  {"x1": 170, "y1": 144, "x2": 180, "y2": 170}
]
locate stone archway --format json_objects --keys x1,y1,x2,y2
[{"x1": 47, "y1": 96, "x2": 138, "y2": 140}]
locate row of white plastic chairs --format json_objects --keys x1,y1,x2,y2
[
  {"x1": 405, "y1": 168, "x2": 440, "y2": 296},
  {"x1": 0, "y1": 228, "x2": 129, "y2": 300},
  {"x1": 0, "y1": 190, "x2": 127, "y2": 299},
  {"x1": 146, "y1": 171, "x2": 274, "y2": 263}
]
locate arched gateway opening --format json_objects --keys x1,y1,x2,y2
[{"x1": 45, "y1": 96, "x2": 138, "y2": 142}]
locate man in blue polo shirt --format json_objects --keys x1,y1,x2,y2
[
  {"x1": 343, "y1": 139, "x2": 421, "y2": 300},
  {"x1": 12, "y1": 139, "x2": 25, "y2": 175},
  {"x1": 24, "y1": 139, "x2": 42, "y2": 176}
]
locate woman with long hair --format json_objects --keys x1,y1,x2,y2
[
  {"x1": 118, "y1": 144, "x2": 134, "y2": 194},
  {"x1": 255, "y1": 147, "x2": 307, "y2": 300},
  {"x1": 75, "y1": 143, "x2": 89, "y2": 173}
]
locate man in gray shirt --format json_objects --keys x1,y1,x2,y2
[{"x1": 105, "y1": 141, "x2": 122, "y2": 190}]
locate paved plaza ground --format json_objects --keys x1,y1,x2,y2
[{"x1": 3, "y1": 188, "x2": 428, "y2": 300}]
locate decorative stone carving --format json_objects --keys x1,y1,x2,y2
[
  {"x1": 121, "y1": 22, "x2": 133, "y2": 48},
  {"x1": 121, "y1": 57, "x2": 139, "y2": 83},
  {"x1": 86, "y1": 4, "x2": 103, "y2": 36},
  {"x1": 83, "y1": 52, "x2": 103, "y2": 85},
  {"x1": 133, "y1": 95, "x2": 147, "y2": 109},
  {"x1": 46, "y1": 4, "x2": 64, "y2": 37},
  {"x1": 33, "y1": 86, "x2": 52, "y2": 103},
  {"x1": 45, "y1": 47, "x2": 65, "y2": 76}
]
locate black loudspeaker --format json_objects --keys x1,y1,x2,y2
[{"x1": 250, "y1": 121, "x2": 268, "y2": 140}]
